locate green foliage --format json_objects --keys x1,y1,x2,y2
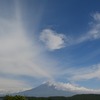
[
  {"x1": 3, "y1": 94, "x2": 100, "y2": 100},
  {"x1": 4, "y1": 95, "x2": 27, "y2": 100},
  {"x1": 27, "y1": 94, "x2": 100, "y2": 100},
  {"x1": 4, "y1": 95, "x2": 13, "y2": 100}
]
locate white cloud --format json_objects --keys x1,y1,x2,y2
[
  {"x1": 0, "y1": 77, "x2": 31, "y2": 94},
  {"x1": 0, "y1": 18, "x2": 53, "y2": 79},
  {"x1": 0, "y1": 1, "x2": 57, "y2": 92},
  {"x1": 69, "y1": 64, "x2": 100, "y2": 81},
  {"x1": 40, "y1": 29, "x2": 67, "y2": 51},
  {"x1": 60, "y1": 64, "x2": 100, "y2": 82},
  {"x1": 92, "y1": 12, "x2": 100, "y2": 22},
  {"x1": 44, "y1": 81, "x2": 100, "y2": 94},
  {"x1": 75, "y1": 12, "x2": 100, "y2": 43},
  {"x1": 40, "y1": 13, "x2": 100, "y2": 50}
]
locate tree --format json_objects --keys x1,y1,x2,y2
[
  {"x1": 4, "y1": 95, "x2": 13, "y2": 100},
  {"x1": 4, "y1": 95, "x2": 27, "y2": 100}
]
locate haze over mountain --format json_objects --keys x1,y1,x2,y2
[
  {"x1": 14, "y1": 81, "x2": 100, "y2": 97},
  {"x1": 14, "y1": 81, "x2": 76, "y2": 97}
]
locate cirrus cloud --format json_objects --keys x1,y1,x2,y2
[
  {"x1": 0, "y1": 1, "x2": 58, "y2": 92},
  {"x1": 40, "y1": 12, "x2": 100, "y2": 51}
]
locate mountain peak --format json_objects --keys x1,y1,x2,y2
[
  {"x1": 14, "y1": 81, "x2": 100, "y2": 97},
  {"x1": 42, "y1": 80, "x2": 56, "y2": 86},
  {"x1": 15, "y1": 81, "x2": 76, "y2": 97},
  {"x1": 42, "y1": 81, "x2": 100, "y2": 94},
  {"x1": 42, "y1": 81, "x2": 75, "y2": 92}
]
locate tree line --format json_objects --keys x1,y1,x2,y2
[{"x1": 2, "y1": 94, "x2": 100, "y2": 100}]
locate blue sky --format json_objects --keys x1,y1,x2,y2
[{"x1": 0, "y1": 0, "x2": 100, "y2": 93}]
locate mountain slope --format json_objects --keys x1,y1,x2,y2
[{"x1": 16, "y1": 81, "x2": 76, "y2": 97}]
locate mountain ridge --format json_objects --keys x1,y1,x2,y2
[
  {"x1": 15, "y1": 81, "x2": 76, "y2": 97},
  {"x1": 3, "y1": 81, "x2": 100, "y2": 97}
]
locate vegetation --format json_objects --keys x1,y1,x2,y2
[
  {"x1": 2, "y1": 94, "x2": 100, "y2": 100},
  {"x1": 3, "y1": 95, "x2": 27, "y2": 100}
]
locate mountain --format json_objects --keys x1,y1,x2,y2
[
  {"x1": 15, "y1": 81, "x2": 76, "y2": 97},
  {"x1": 13, "y1": 81, "x2": 100, "y2": 97}
]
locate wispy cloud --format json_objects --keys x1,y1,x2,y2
[
  {"x1": 57, "y1": 12, "x2": 100, "y2": 82},
  {"x1": 0, "y1": 1, "x2": 57, "y2": 92},
  {"x1": 39, "y1": 12, "x2": 100, "y2": 85},
  {"x1": 73, "y1": 12, "x2": 100, "y2": 44},
  {"x1": 69, "y1": 64, "x2": 100, "y2": 81},
  {"x1": 44, "y1": 81, "x2": 100, "y2": 94},
  {"x1": 40, "y1": 29, "x2": 67, "y2": 51},
  {"x1": 0, "y1": 18, "x2": 53, "y2": 78},
  {"x1": 92, "y1": 12, "x2": 100, "y2": 22},
  {"x1": 60, "y1": 63, "x2": 100, "y2": 82},
  {"x1": 40, "y1": 12, "x2": 100, "y2": 51},
  {"x1": 76, "y1": 12, "x2": 100, "y2": 43},
  {"x1": 0, "y1": 77, "x2": 31, "y2": 94}
]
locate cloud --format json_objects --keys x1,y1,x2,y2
[
  {"x1": 44, "y1": 81, "x2": 100, "y2": 94},
  {"x1": 40, "y1": 29, "x2": 67, "y2": 51},
  {"x1": 69, "y1": 64, "x2": 100, "y2": 81},
  {"x1": 40, "y1": 12, "x2": 100, "y2": 51},
  {"x1": 0, "y1": 1, "x2": 57, "y2": 92},
  {"x1": 38, "y1": 15, "x2": 100, "y2": 82},
  {"x1": 92, "y1": 12, "x2": 100, "y2": 22},
  {"x1": 0, "y1": 18, "x2": 53, "y2": 79},
  {"x1": 73, "y1": 12, "x2": 100, "y2": 44},
  {"x1": 0, "y1": 77, "x2": 31, "y2": 94},
  {"x1": 60, "y1": 63, "x2": 100, "y2": 82}
]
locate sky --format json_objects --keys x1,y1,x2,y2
[{"x1": 0, "y1": 0, "x2": 100, "y2": 93}]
